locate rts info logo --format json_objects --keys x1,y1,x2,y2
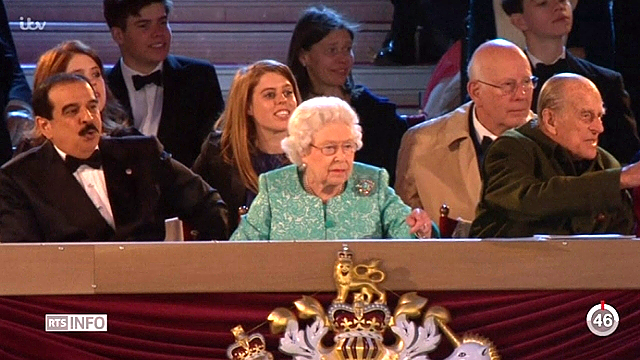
[{"x1": 45, "y1": 314, "x2": 108, "y2": 332}]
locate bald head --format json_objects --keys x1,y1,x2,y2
[
  {"x1": 467, "y1": 39, "x2": 533, "y2": 136},
  {"x1": 538, "y1": 73, "x2": 599, "y2": 116},
  {"x1": 538, "y1": 73, "x2": 604, "y2": 160},
  {"x1": 467, "y1": 39, "x2": 529, "y2": 82}
]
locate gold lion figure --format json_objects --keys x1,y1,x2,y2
[{"x1": 333, "y1": 247, "x2": 386, "y2": 304}]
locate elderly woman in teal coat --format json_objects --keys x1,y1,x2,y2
[{"x1": 230, "y1": 96, "x2": 438, "y2": 240}]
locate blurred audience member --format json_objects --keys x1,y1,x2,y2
[
  {"x1": 374, "y1": 0, "x2": 468, "y2": 65},
  {"x1": 421, "y1": 40, "x2": 462, "y2": 119},
  {"x1": 614, "y1": 1, "x2": 640, "y2": 133},
  {"x1": 192, "y1": 60, "x2": 301, "y2": 234},
  {"x1": 0, "y1": 0, "x2": 32, "y2": 163},
  {"x1": 287, "y1": 6, "x2": 407, "y2": 184},
  {"x1": 471, "y1": 74, "x2": 635, "y2": 238}
]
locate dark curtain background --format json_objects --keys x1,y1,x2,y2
[{"x1": 2, "y1": 291, "x2": 640, "y2": 359}]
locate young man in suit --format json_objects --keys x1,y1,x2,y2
[
  {"x1": 503, "y1": 0, "x2": 640, "y2": 163},
  {"x1": 396, "y1": 39, "x2": 534, "y2": 223},
  {"x1": 0, "y1": 73, "x2": 229, "y2": 242},
  {"x1": 103, "y1": 0, "x2": 224, "y2": 167}
]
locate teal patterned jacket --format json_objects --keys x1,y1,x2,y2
[{"x1": 230, "y1": 163, "x2": 415, "y2": 240}]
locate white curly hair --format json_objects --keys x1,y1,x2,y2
[{"x1": 281, "y1": 96, "x2": 363, "y2": 166}]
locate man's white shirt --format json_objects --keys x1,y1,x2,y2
[
  {"x1": 54, "y1": 145, "x2": 115, "y2": 229},
  {"x1": 526, "y1": 47, "x2": 566, "y2": 68},
  {"x1": 120, "y1": 58, "x2": 163, "y2": 136},
  {"x1": 472, "y1": 107, "x2": 498, "y2": 143}
]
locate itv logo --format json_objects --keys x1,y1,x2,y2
[
  {"x1": 19, "y1": 17, "x2": 46, "y2": 31},
  {"x1": 45, "y1": 314, "x2": 107, "y2": 332}
]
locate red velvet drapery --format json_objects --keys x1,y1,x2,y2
[{"x1": 2, "y1": 291, "x2": 639, "y2": 359}]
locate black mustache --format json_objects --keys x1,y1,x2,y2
[{"x1": 78, "y1": 124, "x2": 99, "y2": 136}]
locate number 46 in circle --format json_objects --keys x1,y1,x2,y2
[{"x1": 586, "y1": 301, "x2": 619, "y2": 337}]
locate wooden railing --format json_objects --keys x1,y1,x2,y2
[{"x1": 2, "y1": 239, "x2": 639, "y2": 296}]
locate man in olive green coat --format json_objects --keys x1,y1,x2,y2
[{"x1": 470, "y1": 73, "x2": 638, "y2": 238}]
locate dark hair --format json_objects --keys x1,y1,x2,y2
[
  {"x1": 286, "y1": 6, "x2": 358, "y2": 100},
  {"x1": 104, "y1": 0, "x2": 173, "y2": 29},
  {"x1": 32, "y1": 73, "x2": 93, "y2": 120},
  {"x1": 502, "y1": 0, "x2": 523, "y2": 15}
]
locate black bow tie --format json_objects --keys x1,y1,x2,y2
[
  {"x1": 65, "y1": 150, "x2": 102, "y2": 172},
  {"x1": 535, "y1": 58, "x2": 570, "y2": 81},
  {"x1": 476, "y1": 136, "x2": 494, "y2": 179},
  {"x1": 132, "y1": 70, "x2": 162, "y2": 90},
  {"x1": 480, "y1": 136, "x2": 493, "y2": 154},
  {"x1": 478, "y1": 136, "x2": 494, "y2": 164}
]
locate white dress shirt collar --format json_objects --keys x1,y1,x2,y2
[
  {"x1": 53, "y1": 144, "x2": 115, "y2": 229},
  {"x1": 120, "y1": 59, "x2": 164, "y2": 83},
  {"x1": 526, "y1": 47, "x2": 566, "y2": 68},
  {"x1": 53, "y1": 144, "x2": 99, "y2": 163},
  {"x1": 472, "y1": 107, "x2": 498, "y2": 144},
  {"x1": 120, "y1": 58, "x2": 164, "y2": 136}
]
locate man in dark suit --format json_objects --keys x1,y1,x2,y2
[
  {"x1": 103, "y1": 0, "x2": 224, "y2": 167},
  {"x1": 0, "y1": 73, "x2": 229, "y2": 242},
  {"x1": 503, "y1": 0, "x2": 640, "y2": 164}
]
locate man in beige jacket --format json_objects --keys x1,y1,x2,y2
[{"x1": 396, "y1": 39, "x2": 535, "y2": 224}]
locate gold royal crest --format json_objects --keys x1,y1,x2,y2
[{"x1": 228, "y1": 245, "x2": 499, "y2": 360}]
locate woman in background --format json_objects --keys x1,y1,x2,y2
[
  {"x1": 231, "y1": 96, "x2": 436, "y2": 240},
  {"x1": 192, "y1": 60, "x2": 301, "y2": 234},
  {"x1": 287, "y1": 6, "x2": 407, "y2": 185},
  {"x1": 18, "y1": 40, "x2": 131, "y2": 151}
]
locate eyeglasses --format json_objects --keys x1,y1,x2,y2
[
  {"x1": 476, "y1": 76, "x2": 539, "y2": 96},
  {"x1": 310, "y1": 141, "x2": 358, "y2": 156}
]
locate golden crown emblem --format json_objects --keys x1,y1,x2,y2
[
  {"x1": 228, "y1": 245, "x2": 500, "y2": 360},
  {"x1": 226, "y1": 325, "x2": 273, "y2": 360}
]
